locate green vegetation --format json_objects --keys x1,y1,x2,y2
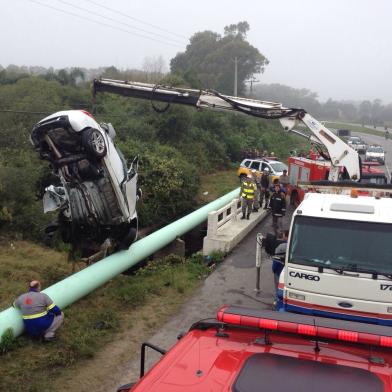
[
  {"x1": 198, "y1": 169, "x2": 240, "y2": 203},
  {"x1": 0, "y1": 70, "x2": 306, "y2": 238},
  {"x1": 171, "y1": 21, "x2": 268, "y2": 95},
  {"x1": 324, "y1": 121, "x2": 385, "y2": 136},
  {"x1": 0, "y1": 240, "x2": 221, "y2": 392}
]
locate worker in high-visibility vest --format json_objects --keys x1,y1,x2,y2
[
  {"x1": 14, "y1": 280, "x2": 64, "y2": 341},
  {"x1": 240, "y1": 173, "x2": 256, "y2": 220}
]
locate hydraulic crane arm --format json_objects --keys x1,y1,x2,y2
[{"x1": 93, "y1": 78, "x2": 361, "y2": 181}]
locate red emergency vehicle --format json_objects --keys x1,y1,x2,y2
[
  {"x1": 287, "y1": 154, "x2": 388, "y2": 205},
  {"x1": 118, "y1": 305, "x2": 392, "y2": 392}
]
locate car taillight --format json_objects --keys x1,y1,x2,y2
[
  {"x1": 216, "y1": 306, "x2": 392, "y2": 348},
  {"x1": 80, "y1": 110, "x2": 94, "y2": 118}
]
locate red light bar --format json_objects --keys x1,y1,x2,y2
[{"x1": 216, "y1": 306, "x2": 391, "y2": 348}]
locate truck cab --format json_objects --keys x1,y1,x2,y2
[{"x1": 279, "y1": 192, "x2": 392, "y2": 326}]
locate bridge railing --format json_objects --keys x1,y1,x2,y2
[{"x1": 206, "y1": 198, "x2": 242, "y2": 236}]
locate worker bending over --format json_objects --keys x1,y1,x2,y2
[{"x1": 14, "y1": 280, "x2": 64, "y2": 341}]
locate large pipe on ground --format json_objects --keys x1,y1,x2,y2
[{"x1": 0, "y1": 188, "x2": 239, "y2": 341}]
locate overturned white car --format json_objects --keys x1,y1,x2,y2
[{"x1": 31, "y1": 110, "x2": 140, "y2": 258}]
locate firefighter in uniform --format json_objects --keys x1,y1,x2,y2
[
  {"x1": 240, "y1": 173, "x2": 256, "y2": 220},
  {"x1": 14, "y1": 280, "x2": 64, "y2": 341},
  {"x1": 251, "y1": 169, "x2": 261, "y2": 212},
  {"x1": 269, "y1": 184, "x2": 286, "y2": 236},
  {"x1": 260, "y1": 168, "x2": 271, "y2": 209}
]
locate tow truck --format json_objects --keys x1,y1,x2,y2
[
  {"x1": 93, "y1": 79, "x2": 392, "y2": 325},
  {"x1": 93, "y1": 78, "x2": 362, "y2": 183}
]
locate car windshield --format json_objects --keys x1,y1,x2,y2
[
  {"x1": 367, "y1": 147, "x2": 384, "y2": 153},
  {"x1": 269, "y1": 162, "x2": 288, "y2": 173},
  {"x1": 289, "y1": 216, "x2": 392, "y2": 275}
]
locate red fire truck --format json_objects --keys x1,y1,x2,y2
[
  {"x1": 118, "y1": 305, "x2": 392, "y2": 392},
  {"x1": 287, "y1": 154, "x2": 388, "y2": 205}
]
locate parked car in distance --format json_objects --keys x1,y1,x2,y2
[
  {"x1": 348, "y1": 136, "x2": 367, "y2": 154},
  {"x1": 237, "y1": 158, "x2": 288, "y2": 182},
  {"x1": 118, "y1": 305, "x2": 392, "y2": 392},
  {"x1": 31, "y1": 110, "x2": 140, "y2": 259},
  {"x1": 365, "y1": 145, "x2": 386, "y2": 164}
]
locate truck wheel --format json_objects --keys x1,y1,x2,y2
[{"x1": 82, "y1": 128, "x2": 107, "y2": 158}]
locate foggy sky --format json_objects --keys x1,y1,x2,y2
[{"x1": 2, "y1": 0, "x2": 392, "y2": 103}]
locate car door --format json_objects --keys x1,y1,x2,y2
[{"x1": 250, "y1": 161, "x2": 261, "y2": 174}]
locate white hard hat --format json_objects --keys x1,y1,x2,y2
[
  {"x1": 263, "y1": 167, "x2": 270, "y2": 172},
  {"x1": 251, "y1": 169, "x2": 256, "y2": 173}
]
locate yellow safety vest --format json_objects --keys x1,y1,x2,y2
[{"x1": 241, "y1": 180, "x2": 255, "y2": 199}]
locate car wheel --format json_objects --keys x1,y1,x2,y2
[
  {"x1": 82, "y1": 128, "x2": 107, "y2": 158},
  {"x1": 118, "y1": 225, "x2": 138, "y2": 251}
]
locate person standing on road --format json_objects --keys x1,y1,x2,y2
[
  {"x1": 277, "y1": 170, "x2": 290, "y2": 204},
  {"x1": 251, "y1": 169, "x2": 261, "y2": 212},
  {"x1": 269, "y1": 184, "x2": 286, "y2": 236},
  {"x1": 279, "y1": 169, "x2": 290, "y2": 190},
  {"x1": 239, "y1": 174, "x2": 256, "y2": 220},
  {"x1": 14, "y1": 280, "x2": 64, "y2": 341},
  {"x1": 260, "y1": 168, "x2": 270, "y2": 209},
  {"x1": 272, "y1": 230, "x2": 289, "y2": 290}
]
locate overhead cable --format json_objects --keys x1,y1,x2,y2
[
  {"x1": 83, "y1": 0, "x2": 187, "y2": 40},
  {"x1": 57, "y1": 0, "x2": 186, "y2": 45},
  {"x1": 27, "y1": 0, "x2": 184, "y2": 48}
]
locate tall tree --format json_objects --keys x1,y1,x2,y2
[{"x1": 170, "y1": 22, "x2": 268, "y2": 95}]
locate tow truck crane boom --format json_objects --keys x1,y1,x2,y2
[{"x1": 93, "y1": 78, "x2": 361, "y2": 181}]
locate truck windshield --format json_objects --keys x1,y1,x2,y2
[{"x1": 289, "y1": 216, "x2": 392, "y2": 275}]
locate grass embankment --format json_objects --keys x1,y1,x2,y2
[
  {"x1": 0, "y1": 169, "x2": 236, "y2": 391},
  {"x1": 325, "y1": 122, "x2": 386, "y2": 137},
  {"x1": 0, "y1": 240, "x2": 222, "y2": 392},
  {"x1": 197, "y1": 168, "x2": 240, "y2": 203}
]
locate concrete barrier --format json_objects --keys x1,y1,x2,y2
[{"x1": 203, "y1": 199, "x2": 269, "y2": 255}]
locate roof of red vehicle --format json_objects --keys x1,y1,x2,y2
[{"x1": 129, "y1": 307, "x2": 392, "y2": 392}]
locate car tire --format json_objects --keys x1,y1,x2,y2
[
  {"x1": 82, "y1": 128, "x2": 107, "y2": 158},
  {"x1": 118, "y1": 225, "x2": 138, "y2": 251}
]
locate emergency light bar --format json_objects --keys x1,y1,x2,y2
[{"x1": 217, "y1": 305, "x2": 392, "y2": 348}]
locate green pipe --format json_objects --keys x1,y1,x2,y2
[{"x1": 0, "y1": 188, "x2": 240, "y2": 341}]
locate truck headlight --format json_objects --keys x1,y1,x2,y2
[{"x1": 288, "y1": 292, "x2": 306, "y2": 301}]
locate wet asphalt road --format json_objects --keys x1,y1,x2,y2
[
  {"x1": 353, "y1": 131, "x2": 392, "y2": 181},
  {"x1": 111, "y1": 205, "x2": 295, "y2": 390},
  {"x1": 107, "y1": 132, "x2": 392, "y2": 389}
]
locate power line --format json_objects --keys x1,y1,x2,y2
[
  {"x1": 56, "y1": 0, "x2": 186, "y2": 45},
  {"x1": 27, "y1": 0, "x2": 184, "y2": 48},
  {"x1": 83, "y1": 0, "x2": 187, "y2": 40}
]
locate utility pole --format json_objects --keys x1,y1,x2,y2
[
  {"x1": 234, "y1": 57, "x2": 238, "y2": 97},
  {"x1": 245, "y1": 76, "x2": 260, "y2": 95}
]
